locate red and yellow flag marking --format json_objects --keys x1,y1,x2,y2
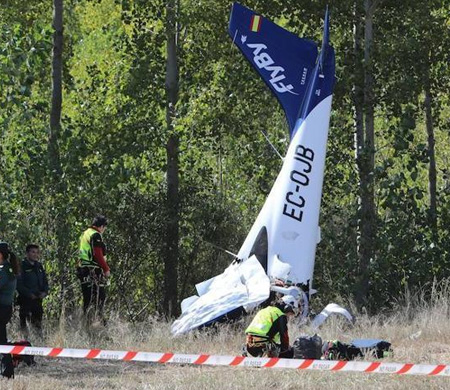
[{"x1": 250, "y1": 15, "x2": 262, "y2": 32}]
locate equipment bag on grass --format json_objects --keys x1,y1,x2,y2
[
  {"x1": 350, "y1": 339, "x2": 393, "y2": 359},
  {"x1": 11, "y1": 340, "x2": 35, "y2": 367},
  {"x1": 293, "y1": 334, "x2": 323, "y2": 359},
  {"x1": 1, "y1": 354, "x2": 14, "y2": 379},
  {"x1": 321, "y1": 340, "x2": 363, "y2": 361}
]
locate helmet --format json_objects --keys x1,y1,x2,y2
[{"x1": 281, "y1": 294, "x2": 299, "y2": 314}]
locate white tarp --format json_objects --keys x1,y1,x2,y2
[{"x1": 171, "y1": 256, "x2": 270, "y2": 335}]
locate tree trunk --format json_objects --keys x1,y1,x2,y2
[
  {"x1": 424, "y1": 68, "x2": 437, "y2": 234},
  {"x1": 164, "y1": 0, "x2": 179, "y2": 317},
  {"x1": 50, "y1": 0, "x2": 70, "y2": 305},
  {"x1": 353, "y1": 1, "x2": 364, "y2": 161},
  {"x1": 49, "y1": 0, "x2": 63, "y2": 178},
  {"x1": 354, "y1": 0, "x2": 377, "y2": 308}
]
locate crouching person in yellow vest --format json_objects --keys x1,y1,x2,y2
[{"x1": 245, "y1": 295, "x2": 299, "y2": 358}]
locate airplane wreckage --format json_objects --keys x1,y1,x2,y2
[{"x1": 172, "y1": 3, "x2": 352, "y2": 335}]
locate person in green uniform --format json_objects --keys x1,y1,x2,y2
[
  {"x1": 245, "y1": 294, "x2": 299, "y2": 358},
  {"x1": 17, "y1": 244, "x2": 49, "y2": 336},
  {"x1": 0, "y1": 242, "x2": 20, "y2": 379}
]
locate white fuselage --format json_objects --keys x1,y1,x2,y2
[{"x1": 237, "y1": 95, "x2": 333, "y2": 286}]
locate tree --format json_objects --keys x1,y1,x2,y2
[
  {"x1": 49, "y1": 0, "x2": 63, "y2": 175},
  {"x1": 49, "y1": 0, "x2": 71, "y2": 296},
  {"x1": 164, "y1": 0, "x2": 180, "y2": 317},
  {"x1": 352, "y1": 0, "x2": 380, "y2": 307}
]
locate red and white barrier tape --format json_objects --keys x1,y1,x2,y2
[{"x1": 0, "y1": 345, "x2": 449, "y2": 376}]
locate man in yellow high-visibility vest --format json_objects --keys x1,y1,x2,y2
[
  {"x1": 77, "y1": 215, "x2": 110, "y2": 323},
  {"x1": 245, "y1": 295, "x2": 299, "y2": 358}
]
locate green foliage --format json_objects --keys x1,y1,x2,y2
[{"x1": 1, "y1": 0, "x2": 450, "y2": 318}]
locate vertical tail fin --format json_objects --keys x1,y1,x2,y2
[{"x1": 228, "y1": 2, "x2": 318, "y2": 137}]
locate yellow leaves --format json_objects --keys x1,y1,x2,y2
[
  {"x1": 75, "y1": 0, "x2": 122, "y2": 33},
  {"x1": 69, "y1": 0, "x2": 126, "y2": 86},
  {"x1": 82, "y1": 150, "x2": 102, "y2": 169}
]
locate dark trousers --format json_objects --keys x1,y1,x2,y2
[
  {"x1": 81, "y1": 281, "x2": 106, "y2": 318},
  {"x1": 246, "y1": 342, "x2": 279, "y2": 357},
  {"x1": 246, "y1": 343, "x2": 293, "y2": 358},
  {"x1": 19, "y1": 297, "x2": 43, "y2": 332},
  {"x1": 0, "y1": 304, "x2": 14, "y2": 378}
]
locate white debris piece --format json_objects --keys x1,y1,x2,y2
[{"x1": 311, "y1": 303, "x2": 353, "y2": 329}]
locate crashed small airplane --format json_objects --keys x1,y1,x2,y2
[{"x1": 172, "y1": 3, "x2": 336, "y2": 335}]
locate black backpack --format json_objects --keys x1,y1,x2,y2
[
  {"x1": 293, "y1": 335, "x2": 323, "y2": 359},
  {"x1": 1, "y1": 354, "x2": 14, "y2": 379},
  {"x1": 1, "y1": 340, "x2": 36, "y2": 379},
  {"x1": 11, "y1": 340, "x2": 35, "y2": 368}
]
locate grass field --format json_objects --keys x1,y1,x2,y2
[{"x1": 1, "y1": 286, "x2": 450, "y2": 389}]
